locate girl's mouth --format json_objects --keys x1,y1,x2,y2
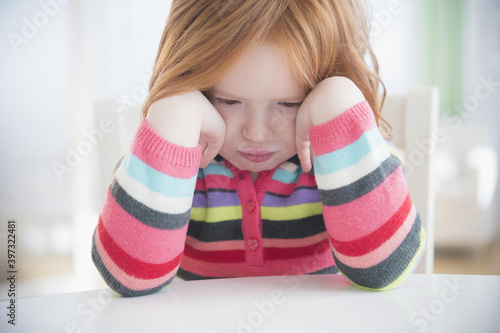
[{"x1": 239, "y1": 151, "x2": 275, "y2": 163}]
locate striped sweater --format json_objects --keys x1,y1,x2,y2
[{"x1": 92, "y1": 101, "x2": 425, "y2": 297}]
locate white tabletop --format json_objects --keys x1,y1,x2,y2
[{"x1": 1, "y1": 274, "x2": 499, "y2": 333}]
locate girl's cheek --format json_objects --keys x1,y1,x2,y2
[{"x1": 270, "y1": 113, "x2": 295, "y2": 134}]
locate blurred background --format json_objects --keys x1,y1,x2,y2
[{"x1": 0, "y1": 0, "x2": 498, "y2": 300}]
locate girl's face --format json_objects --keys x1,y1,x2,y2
[{"x1": 209, "y1": 43, "x2": 307, "y2": 180}]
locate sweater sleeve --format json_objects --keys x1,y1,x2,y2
[
  {"x1": 309, "y1": 101, "x2": 425, "y2": 291},
  {"x1": 91, "y1": 118, "x2": 202, "y2": 297}
]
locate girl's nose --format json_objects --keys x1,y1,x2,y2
[{"x1": 242, "y1": 110, "x2": 273, "y2": 143}]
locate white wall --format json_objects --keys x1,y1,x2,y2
[
  {"x1": 370, "y1": 0, "x2": 418, "y2": 95},
  {"x1": 0, "y1": 0, "x2": 75, "y2": 256},
  {"x1": 462, "y1": 0, "x2": 500, "y2": 234},
  {"x1": 0, "y1": 0, "x2": 172, "y2": 294},
  {"x1": 371, "y1": 0, "x2": 500, "y2": 238}
]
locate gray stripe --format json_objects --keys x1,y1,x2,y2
[
  {"x1": 113, "y1": 155, "x2": 125, "y2": 173},
  {"x1": 187, "y1": 219, "x2": 244, "y2": 242},
  {"x1": 176, "y1": 268, "x2": 221, "y2": 281},
  {"x1": 194, "y1": 188, "x2": 238, "y2": 195},
  {"x1": 110, "y1": 179, "x2": 190, "y2": 230},
  {"x1": 188, "y1": 215, "x2": 327, "y2": 241},
  {"x1": 319, "y1": 155, "x2": 401, "y2": 206},
  {"x1": 307, "y1": 265, "x2": 339, "y2": 275},
  {"x1": 263, "y1": 215, "x2": 327, "y2": 239},
  {"x1": 333, "y1": 213, "x2": 422, "y2": 289},
  {"x1": 91, "y1": 239, "x2": 173, "y2": 297}
]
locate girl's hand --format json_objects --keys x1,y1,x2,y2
[
  {"x1": 295, "y1": 76, "x2": 366, "y2": 173},
  {"x1": 146, "y1": 91, "x2": 226, "y2": 168}
]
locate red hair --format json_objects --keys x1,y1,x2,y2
[{"x1": 143, "y1": 0, "x2": 389, "y2": 133}]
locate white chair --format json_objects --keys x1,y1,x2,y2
[
  {"x1": 95, "y1": 86, "x2": 440, "y2": 274},
  {"x1": 94, "y1": 100, "x2": 142, "y2": 207},
  {"x1": 382, "y1": 86, "x2": 440, "y2": 273}
]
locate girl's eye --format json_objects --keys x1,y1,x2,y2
[
  {"x1": 216, "y1": 98, "x2": 240, "y2": 105},
  {"x1": 279, "y1": 102, "x2": 302, "y2": 108}
]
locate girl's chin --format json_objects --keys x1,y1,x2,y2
[
  {"x1": 221, "y1": 150, "x2": 298, "y2": 173},
  {"x1": 225, "y1": 156, "x2": 275, "y2": 173}
]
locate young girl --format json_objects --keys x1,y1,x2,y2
[{"x1": 92, "y1": 0, "x2": 425, "y2": 297}]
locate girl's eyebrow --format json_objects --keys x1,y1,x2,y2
[
  {"x1": 211, "y1": 89, "x2": 304, "y2": 102},
  {"x1": 210, "y1": 89, "x2": 241, "y2": 99}
]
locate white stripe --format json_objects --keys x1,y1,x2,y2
[
  {"x1": 115, "y1": 163, "x2": 193, "y2": 214},
  {"x1": 279, "y1": 161, "x2": 299, "y2": 173},
  {"x1": 315, "y1": 144, "x2": 390, "y2": 191}
]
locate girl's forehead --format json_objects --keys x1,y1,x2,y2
[{"x1": 212, "y1": 43, "x2": 306, "y2": 101}]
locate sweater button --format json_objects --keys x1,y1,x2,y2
[
  {"x1": 246, "y1": 201, "x2": 256, "y2": 213},
  {"x1": 247, "y1": 239, "x2": 259, "y2": 251}
]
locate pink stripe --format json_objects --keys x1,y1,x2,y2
[
  {"x1": 195, "y1": 178, "x2": 207, "y2": 192},
  {"x1": 333, "y1": 205, "x2": 417, "y2": 268},
  {"x1": 264, "y1": 174, "x2": 317, "y2": 196},
  {"x1": 202, "y1": 174, "x2": 238, "y2": 190},
  {"x1": 131, "y1": 118, "x2": 202, "y2": 179},
  {"x1": 185, "y1": 236, "x2": 244, "y2": 251},
  {"x1": 262, "y1": 232, "x2": 329, "y2": 248},
  {"x1": 180, "y1": 249, "x2": 335, "y2": 277},
  {"x1": 101, "y1": 190, "x2": 188, "y2": 264},
  {"x1": 310, "y1": 101, "x2": 377, "y2": 156},
  {"x1": 296, "y1": 173, "x2": 318, "y2": 187},
  {"x1": 94, "y1": 230, "x2": 177, "y2": 290},
  {"x1": 323, "y1": 166, "x2": 408, "y2": 242}
]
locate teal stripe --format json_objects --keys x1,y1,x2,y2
[
  {"x1": 124, "y1": 152, "x2": 197, "y2": 198},
  {"x1": 313, "y1": 128, "x2": 384, "y2": 175},
  {"x1": 202, "y1": 164, "x2": 234, "y2": 178},
  {"x1": 272, "y1": 167, "x2": 301, "y2": 184}
]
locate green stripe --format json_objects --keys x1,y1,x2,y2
[
  {"x1": 190, "y1": 206, "x2": 242, "y2": 223},
  {"x1": 262, "y1": 202, "x2": 323, "y2": 221}
]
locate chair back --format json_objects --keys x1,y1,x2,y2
[
  {"x1": 94, "y1": 100, "x2": 141, "y2": 206},
  {"x1": 382, "y1": 86, "x2": 439, "y2": 273}
]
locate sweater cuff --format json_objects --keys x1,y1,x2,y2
[
  {"x1": 132, "y1": 118, "x2": 203, "y2": 170},
  {"x1": 309, "y1": 101, "x2": 377, "y2": 156}
]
